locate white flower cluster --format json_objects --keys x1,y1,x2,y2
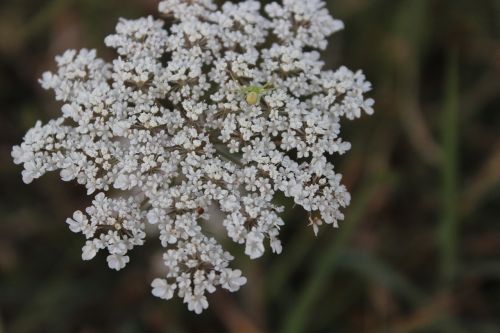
[{"x1": 12, "y1": 0, "x2": 373, "y2": 313}]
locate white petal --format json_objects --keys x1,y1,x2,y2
[
  {"x1": 82, "y1": 241, "x2": 97, "y2": 260},
  {"x1": 107, "y1": 254, "x2": 129, "y2": 270}
]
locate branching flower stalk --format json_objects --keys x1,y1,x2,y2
[{"x1": 12, "y1": 0, "x2": 374, "y2": 314}]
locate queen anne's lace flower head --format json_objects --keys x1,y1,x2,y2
[{"x1": 12, "y1": 0, "x2": 374, "y2": 313}]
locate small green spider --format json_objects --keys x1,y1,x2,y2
[{"x1": 239, "y1": 83, "x2": 275, "y2": 105}]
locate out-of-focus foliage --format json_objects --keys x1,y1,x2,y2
[{"x1": 1, "y1": 0, "x2": 499, "y2": 332}]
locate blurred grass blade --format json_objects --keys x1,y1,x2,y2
[
  {"x1": 393, "y1": 0, "x2": 443, "y2": 166},
  {"x1": 23, "y1": 0, "x2": 71, "y2": 40},
  {"x1": 267, "y1": 230, "x2": 311, "y2": 299},
  {"x1": 461, "y1": 261, "x2": 500, "y2": 279},
  {"x1": 439, "y1": 50, "x2": 460, "y2": 286},
  {"x1": 279, "y1": 178, "x2": 383, "y2": 333},
  {"x1": 336, "y1": 250, "x2": 426, "y2": 305}
]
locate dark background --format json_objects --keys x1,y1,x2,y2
[{"x1": 1, "y1": 0, "x2": 499, "y2": 332}]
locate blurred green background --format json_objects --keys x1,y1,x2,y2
[{"x1": 1, "y1": 0, "x2": 499, "y2": 332}]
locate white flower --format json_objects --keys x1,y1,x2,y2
[
  {"x1": 220, "y1": 194, "x2": 240, "y2": 212},
  {"x1": 66, "y1": 210, "x2": 86, "y2": 233},
  {"x1": 12, "y1": 0, "x2": 374, "y2": 313},
  {"x1": 11, "y1": 145, "x2": 32, "y2": 165},
  {"x1": 107, "y1": 254, "x2": 130, "y2": 271},
  {"x1": 308, "y1": 215, "x2": 323, "y2": 236},
  {"x1": 151, "y1": 278, "x2": 177, "y2": 300},
  {"x1": 146, "y1": 210, "x2": 159, "y2": 224},
  {"x1": 185, "y1": 292, "x2": 209, "y2": 314},
  {"x1": 82, "y1": 240, "x2": 99, "y2": 260},
  {"x1": 111, "y1": 120, "x2": 130, "y2": 136},
  {"x1": 113, "y1": 174, "x2": 129, "y2": 190},
  {"x1": 245, "y1": 230, "x2": 265, "y2": 259},
  {"x1": 220, "y1": 269, "x2": 247, "y2": 292}
]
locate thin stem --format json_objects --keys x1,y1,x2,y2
[{"x1": 438, "y1": 50, "x2": 460, "y2": 286}]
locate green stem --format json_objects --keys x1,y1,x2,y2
[{"x1": 439, "y1": 50, "x2": 460, "y2": 286}]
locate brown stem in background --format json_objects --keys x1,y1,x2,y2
[
  {"x1": 460, "y1": 139, "x2": 500, "y2": 217},
  {"x1": 210, "y1": 291, "x2": 265, "y2": 333}
]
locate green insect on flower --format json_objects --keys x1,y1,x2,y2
[{"x1": 238, "y1": 83, "x2": 275, "y2": 105}]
